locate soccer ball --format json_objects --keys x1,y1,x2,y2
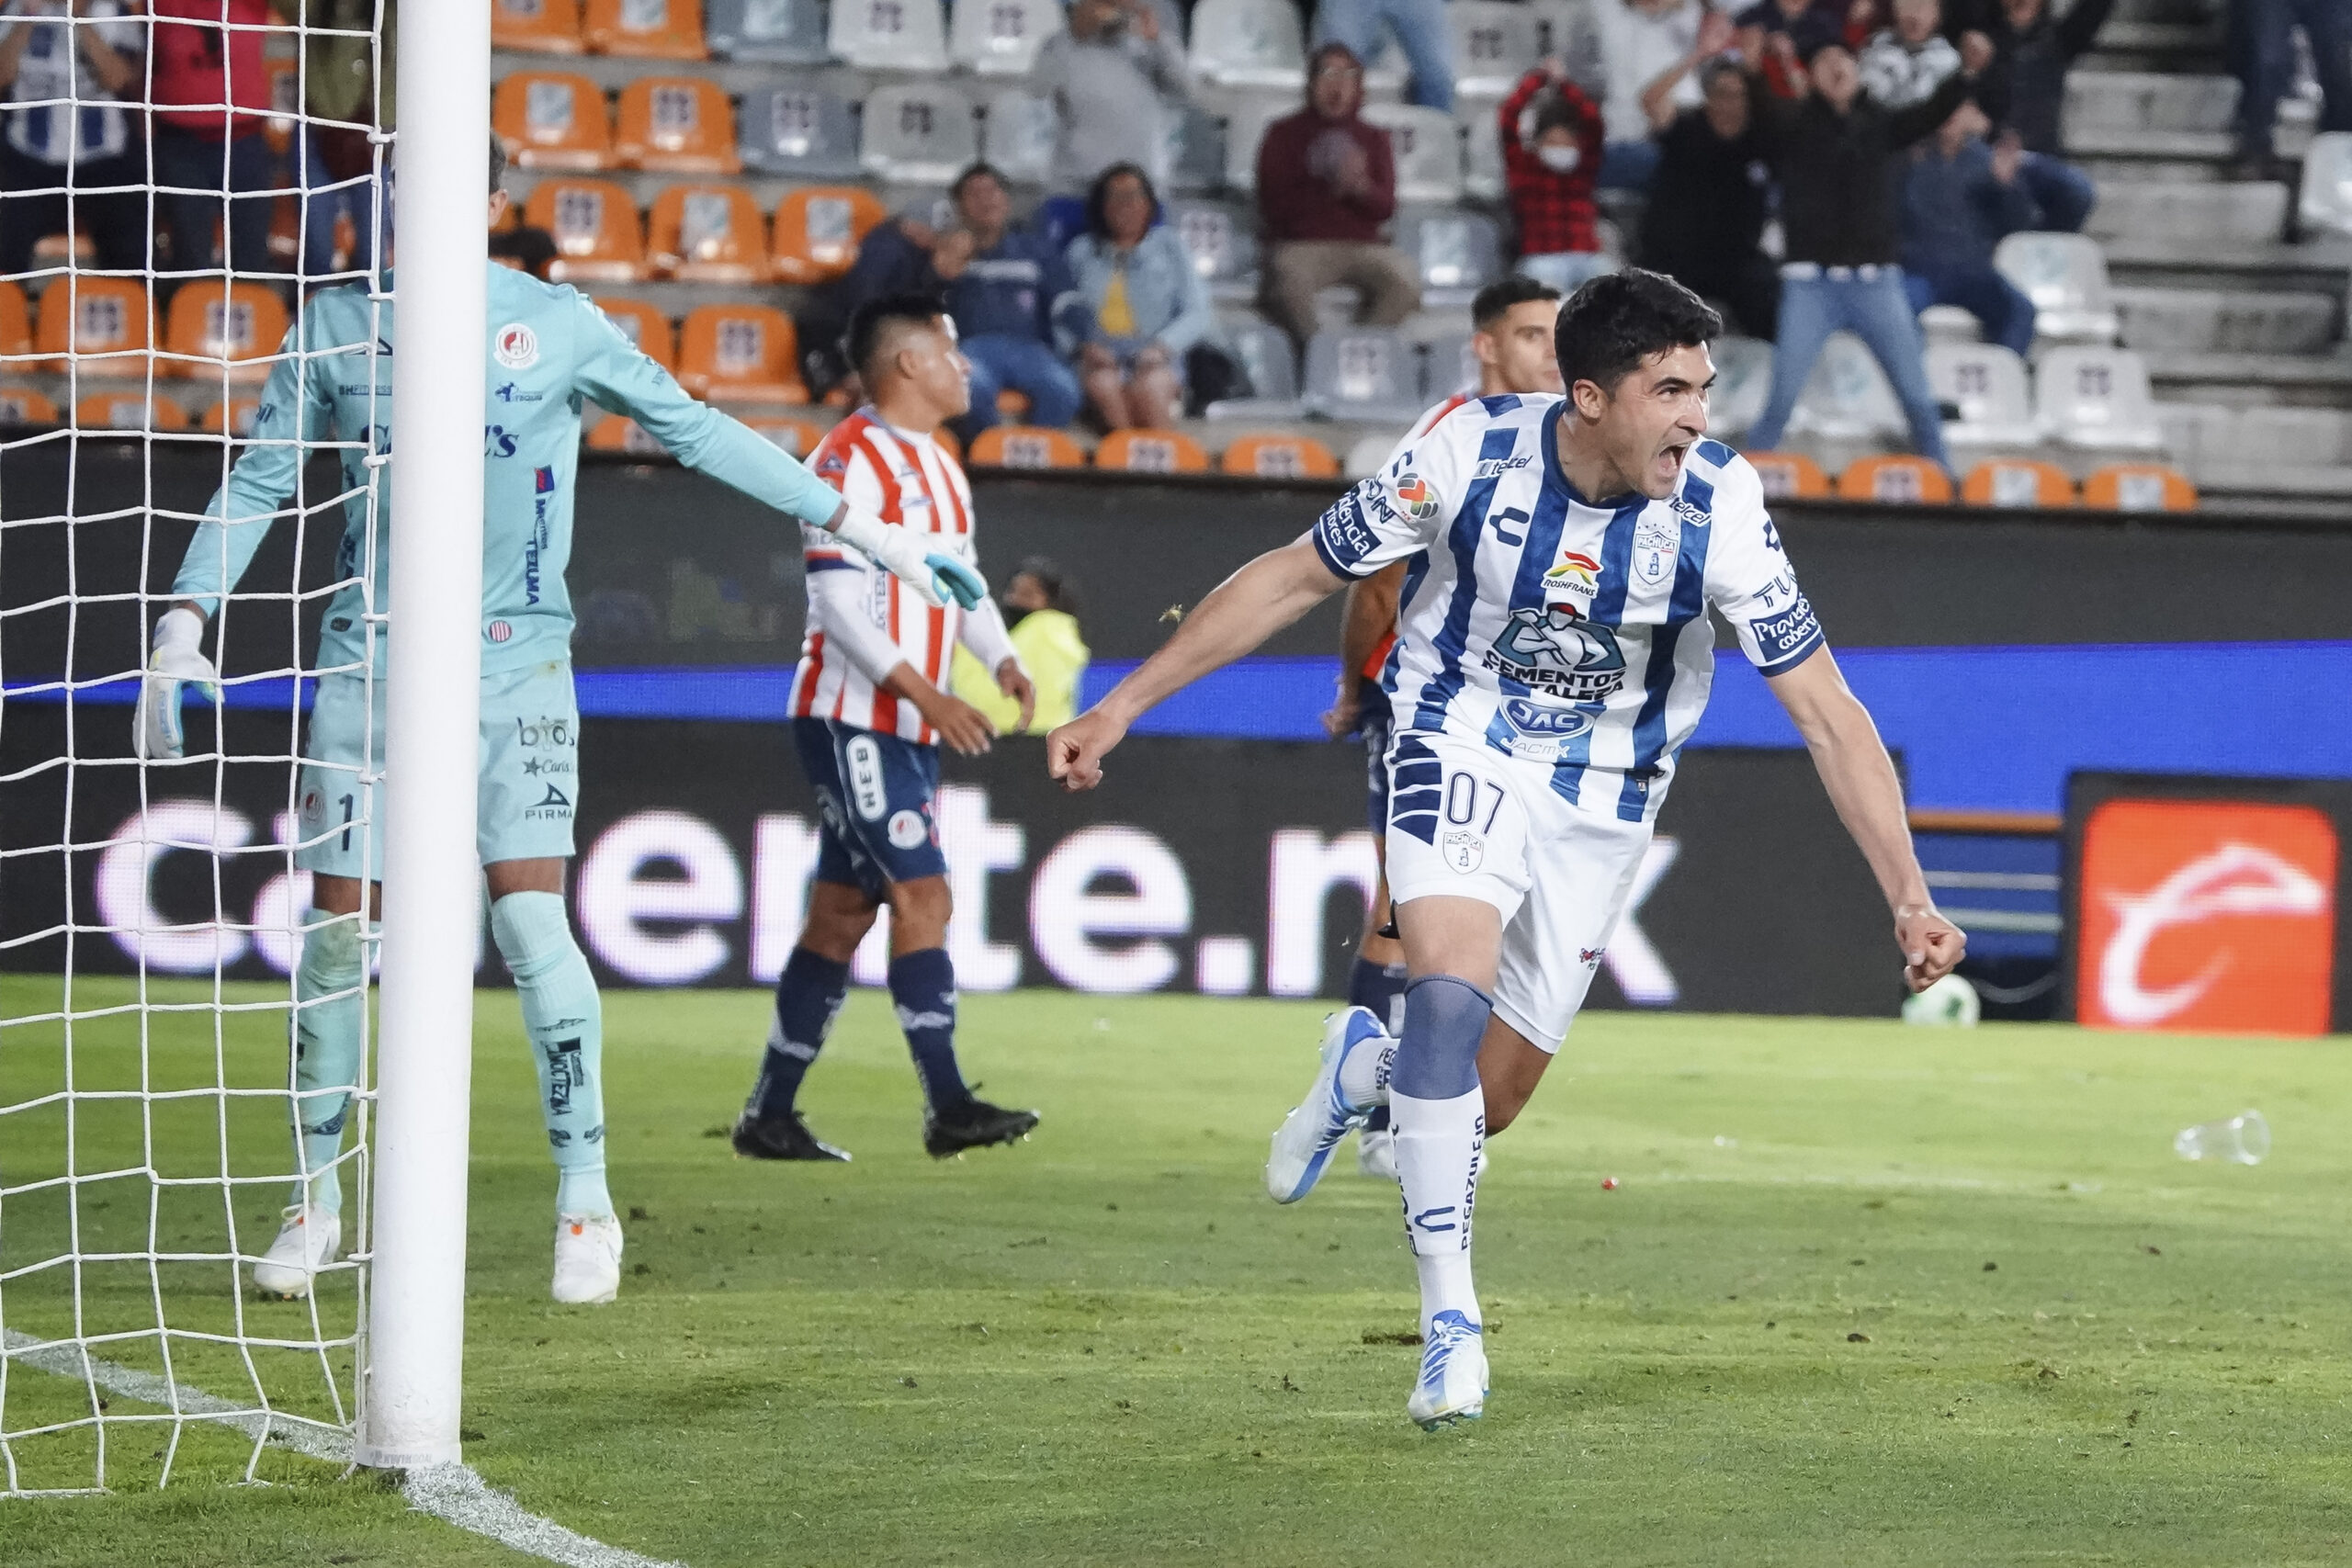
[{"x1": 1902, "y1": 973, "x2": 1981, "y2": 1027}]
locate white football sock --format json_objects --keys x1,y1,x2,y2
[
  {"x1": 1393, "y1": 1086, "x2": 1485, "y2": 1334},
  {"x1": 1337, "y1": 1035, "x2": 1395, "y2": 1112}
]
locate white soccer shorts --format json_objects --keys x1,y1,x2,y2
[{"x1": 1383, "y1": 728, "x2": 1656, "y2": 1053}]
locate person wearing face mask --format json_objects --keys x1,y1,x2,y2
[
  {"x1": 953, "y1": 558, "x2": 1090, "y2": 734},
  {"x1": 1499, "y1": 59, "x2": 1611, "y2": 292}
]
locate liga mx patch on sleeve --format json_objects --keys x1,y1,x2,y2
[{"x1": 534, "y1": 466, "x2": 556, "y2": 494}]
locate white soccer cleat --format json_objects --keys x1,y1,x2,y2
[
  {"x1": 1265, "y1": 1007, "x2": 1385, "y2": 1204},
  {"x1": 1357, "y1": 1123, "x2": 1397, "y2": 1181},
  {"x1": 252, "y1": 1203, "x2": 341, "y2": 1300},
  {"x1": 1407, "y1": 1310, "x2": 1488, "y2": 1430},
  {"x1": 552, "y1": 1212, "x2": 624, "y2": 1305}
]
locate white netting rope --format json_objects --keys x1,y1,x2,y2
[{"x1": 0, "y1": 0, "x2": 390, "y2": 1493}]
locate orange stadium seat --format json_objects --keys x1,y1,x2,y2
[
  {"x1": 743, "y1": 414, "x2": 823, "y2": 457},
  {"x1": 582, "y1": 0, "x2": 707, "y2": 57},
  {"x1": 201, "y1": 397, "x2": 263, "y2": 436},
  {"x1": 525, "y1": 178, "x2": 648, "y2": 282},
  {"x1": 0, "y1": 386, "x2": 60, "y2": 425},
  {"x1": 1740, "y1": 450, "x2": 1830, "y2": 500},
  {"x1": 586, "y1": 412, "x2": 670, "y2": 454},
  {"x1": 969, "y1": 424, "x2": 1086, "y2": 469},
  {"x1": 1837, "y1": 456, "x2": 1953, "y2": 503},
  {"x1": 74, "y1": 391, "x2": 187, "y2": 431},
  {"x1": 1095, "y1": 428, "x2": 1209, "y2": 473},
  {"x1": 2081, "y1": 462, "x2": 2197, "y2": 512},
  {"x1": 1219, "y1": 433, "x2": 1340, "y2": 479},
  {"x1": 494, "y1": 0, "x2": 586, "y2": 51},
  {"x1": 614, "y1": 76, "x2": 738, "y2": 172},
  {"x1": 646, "y1": 184, "x2": 768, "y2": 280},
  {"x1": 1960, "y1": 457, "x2": 2075, "y2": 509},
  {"x1": 495, "y1": 72, "x2": 614, "y2": 169},
  {"x1": 771, "y1": 186, "x2": 886, "y2": 285},
  {"x1": 676, "y1": 303, "x2": 808, "y2": 402},
  {"x1": 164, "y1": 280, "x2": 290, "y2": 382},
  {"x1": 0, "y1": 280, "x2": 29, "y2": 358},
  {"x1": 34, "y1": 276, "x2": 153, "y2": 376},
  {"x1": 592, "y1": 297, "x2": 676, "y2": 369}
]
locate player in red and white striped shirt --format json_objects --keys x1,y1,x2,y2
[
  {"x1": 1322, "y1": 275, "x2": 1566, "y2": 1178},
  {"x1": 736, "y1": 295, "x2": 1043, "y2": 1163}
]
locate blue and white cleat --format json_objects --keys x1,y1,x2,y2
[
  {"x1": 1408, "y1": 1310, "x2": 1488, "y2": 1430},
  {"x1": 1264, "y1": 1007, "x2": 1385, "y2": 1203}
]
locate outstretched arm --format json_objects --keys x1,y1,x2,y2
[
  {"x1": 1047, "y1": 536, "x2": 1344, "y2": 789},
  {"x1": 1767, "y1": 646, "x2": 1965, "y2": 992}
]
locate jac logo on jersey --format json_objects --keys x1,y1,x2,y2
[
  {"x1": 1391, "y1": 472, "x2": 1442, "y2": 523},
  {"x1": 1502, "y1": 698, "x2": 1593, "y2": 738},
  {"x1": 2076, "y1": 799, "x2": 2337, "y2": 1036},
  {"x1": 1484, "y1": 605, "x2": 1627, "y2": 701}
]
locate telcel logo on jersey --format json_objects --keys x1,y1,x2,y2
[{"x1": 2076, "y1": 798, "x2": 2337, "y2": 1036}]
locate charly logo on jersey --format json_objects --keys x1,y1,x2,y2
[
  {"x1": 1484, "y1": 604, "x2": 1628, "y2": 701},
  {"x1": 492, "y1": 322, "x2": 538, "y2": 369}
]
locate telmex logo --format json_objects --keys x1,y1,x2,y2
[{"x1": 2077, "y1": 799, "x2": 2337, "y2": 1036}]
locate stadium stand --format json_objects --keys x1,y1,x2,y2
[
  {"x1": 1787, "y1": 333, "x2": 1906, "y2": 444},
  {"x1": 1096, "y1": 428, "x2": 1213, "y2": 472},
  {"x1": 1961, "y1": 457, "x2": 2077, "y2": 508},
  {"x1": 676, "y1": 302, "x2": 809, "y2": 401},
  {"x1": 860, "y1": 84, "x2": 980, "y2": 185},
  {"x1": 163, "y1": 281, "x2": 290, "y2": 381},
  {"x1": 1205, "y1": 317, "x2": 1304, "y2": 419},
  {"x1": 1744, "y1": 451, "x2": 1833, "y2": 499},
  {"x1": 33, "y1": 278, "x2": 153, "y2": 377},
  {"x1": 771, "y1": 186, "x2": 888, "y2": 284},
  {"x1": 1837, "y1": 455, "x2": 1954, "y2": 504},
  {"x1": 1927, "y1": 343, "x2": 2040, "y2": 455},
  {"x1": 74, "y1": 391, "x2": 185, "y2": 431},
  {"x1": 1361, "y1": 104, "x2": 1463, "y2": 205},
  {"x1": 614, "y1": 76, "x2": 741, "y2": 171},
  {"x1": 593, "y1": 298, "x2": 679, "y2": 368},
  {"x1": 978, "y1": 89, "x2": 1060, "y2": 187},
  {"x1": 744, "y1": 413, "x2": 825, "y2": 455},
  {"x1": 2298, "y1": 132, "x2": 2352, "y2": 236},
  {"x1": 970, "y1": 424, "x2": 1089, "y2": 468},
  {"x1": 494, "y1": 0, "x2": 585, "y2": 52},
  {"x1": 1219, "y1": 431, "x2": 1340, "y2": 477},
  {"x1": 646, "y1": 185, "x2": 770, "y2": 279},
  {"x1": 200, "y1": 397, "x2": 263, "y2": 437},
  {"x1": 2034, "y1": 346, "x2": 2165, "y2": 454},
  {"x1": 0, "y1": 386, "x2": 59, "y2": 426},
  {"x1": 526, "y1": 178, "x2": 650, "y2": 281},
  {"x1": 1188, "y1": 0, "x2": 1304, "y2": 88},
  {"x1": 705, "y1": 0, "x2": 831, "y2": 62},
  {"x1": 829, "y1": 0, "x2": 952, "y2": 72},
  {"x1": 1394, "y1": 209, "x2": 1503, "y2": 302},
  {"x1": 497, "y1": 72, "x2": 617, "y2": 168},
  {"x1": 1171, "y1": 201, "x2": 1260, "y2": 299},
  {"x1": 740, "y1": 87, "x2": 862, "y2": 179},
  {"x1": 951, "y1": 0, "x2": 1059, "y2": 76},
  {"x1": 0, "y1": 281, "x2": 29, "y2": 357},
  {"x1": 582, "y1": 0, "x2": 708, "y2": 58},
  {"x1": 2081, "y1": 461, "x2": 2198, "y2": 511},
  {"x1": 1303, "y1": 328, "x2": 1426, "y2": 423},
  {"x1": 1447, "y1": 2, "x2": 1541, "y2": 99},
  {"x1": 1708, "y1": 336, "x2": 1772, "y2": 439}
]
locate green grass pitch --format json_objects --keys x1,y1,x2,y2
[{"x1": 5, "y1": 976, "x2": 2351, "y2": 1567}]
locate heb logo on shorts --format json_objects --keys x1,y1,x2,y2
[{"x1": 2076, "y1": 798, "x2": 2337, "y2": 1036}]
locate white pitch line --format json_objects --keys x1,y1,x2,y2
[{"x1": 4, "y1": 1329, "x2": 684, "y2": 1568}]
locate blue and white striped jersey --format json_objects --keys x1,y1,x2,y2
[{"x1": 1309, "y1": 393, "x2": 1826, "y2": 824}]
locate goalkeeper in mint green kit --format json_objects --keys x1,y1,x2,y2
[{"x1": 137, "y1": 140, "x2": 983, "y2": 1307}]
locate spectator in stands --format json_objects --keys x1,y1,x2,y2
[
  {"x1": 1035, "y1": 0, "x2": 1191, "y2": 195},
  {"x1": 1638, "y1": 56, "x2": 1781, "y2": 337},
  {"x1": 1860, "y1": 0, "x2": 1961, "y2": 107},
  {"x1": 1901, "y1": 96, "x2": 2041, "y2": 355},
  {"x1": 1499, "y1": 61, "x2": 1611, "y2": 290},
  {"x1": 1594, "y1": 0, "x2": 1711, "y2": 187},
  {"x1": 272, "y1": 0, "x2": 393, "y2": 283},
  {"x1": 1314, "y1": 0, "x2": 1455, "y2": 111},
  {"x1": 2226, "y1": 0, "x2": 2351, "y2": 177},
  {"x1": 1066, "y1": 163, "x2": 1211, "y2": 430},
  {"x1": 1745, "y1": 34, "x2": 1985, "y2": 469},
  {"x1": 1254, "y1": 43, "x2": 1420, "y2": 348},
  {"x1": 149, "y1": 0, "x2": 279, "y2": 282},
  {"x1": 953, "y1": 558, "x2": 1089, "y2": 733},
  {"x1": 1734, "y1": 0, "x2": 1848, "y2": 96},
  {"x1": 0, "y1": 0, "x2": 150, "y2": 281},
  {"x1": 933, "y1": 163, "x2": 1084, "y2": 440},
  {"x1": 1950, "y1": 0, "x2": 2110, "y2": 229}
]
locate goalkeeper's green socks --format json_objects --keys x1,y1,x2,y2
[
  {"x1": 492, "y1": 891, "x2": 612, "y2": 1219},
  {"x1": 290, "y1": 908, "x2": 368, "y2": 1215}
]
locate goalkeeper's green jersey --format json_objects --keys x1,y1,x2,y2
[{"x1": 172, "y1": 260, "x2": 844, "y2": 677}]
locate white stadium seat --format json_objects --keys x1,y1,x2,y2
[
  {"x1": 2297, "y1": 130, "x2": 2352, "y2": 237},
  {"x1": 1189, "y1": 0, "x2": 1305, "y2": 89},
  {"x1": 1395, "y1": 209, "x2": 1502, "y2": 302},
  {"x1": 1994, "y1": 231, "x2": 2119, "y2": 345},
  {"x1": 1304, "y1": 327, "x2": 1426, "y2": 422},
  {"x1": 2033, "y1": 346, "x2": 2164, "y2": 452},
  {"x1": 829, "y1": 0, "x2": 950, "y2": 72},
  {"x1": 739, "y1": 87, "x2": 860, "y2": 178},
  {"x1": 1448, "y1": 1, "x2": 1541, "y2": 98},
  {"x1": 1205, "y1": 316, "x2": 1305, "y2": 419},
  {"x1": 1917, "y1": 304, "x2": 1981, "y2": 346},
  {"x1": 1419, "y1": 333, "x2": 1474, "y2": 401},
  {"x1": 705, "y1": 0, "x2": 831, "y2": 62},
  {"x1": 1787, "y1": 332, "x2": 1905, "y2": 441},
  {"x1": 1927, "y1": 342, "x2": 2039, "y2": 451},
  {"x1": 1165, "y1": 105, "x2": 1227, "y2": 196},
  {"x1": 1363, "y1": 103, "x2": 1462, "y2": 205},
  {"x1": 1171, "y1": 200, "x2": 1259, "y2": 296},
  {"x1": 978, "y1": 89, "x2": 1057, "y2": 185},
  {"x1": 1462, "y1": 103, "x2": 1505, "y2": 200},
  {"x1": 859, "y1": 84, "x2": 978, "y2": 185},
  {"x1": 1707, "y1": 334, "x2": 1772, "y2": 438},
  {"x1": 1221, "y1": 95, "x2": 1293, "y2": 192},
  {"x1": 952, "y1": 0, "x2": 1057, "y2": 76}
]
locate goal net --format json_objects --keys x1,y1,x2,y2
[{"x1": 0, "y1": 0, "x2": 393, "y2": 1493}]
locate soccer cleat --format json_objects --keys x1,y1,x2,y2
[
  {"x1": 552, "y1": 1212, "x2": 623, "y2": 1305},
  {"x1": 252, "y1": 1203, "x2": 341, "y2": 1300},
  {"x1": 731, "y1": 1108, "x2": 852, "y2": 1162},
  {"x1": 1357, "y1": 1123, "x2": 1397, "y2": 1181},
  {"x1": 1265, "y1": 1007, "x2": 1385, "y2": 1203},
  {"x1": 923, "y1": 1095, "x2": 1039, "y2": 1157},
  {"x1": 1407, "y1": 1310, "x2": 1488, "y2": 1430}
]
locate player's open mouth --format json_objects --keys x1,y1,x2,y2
[{"x1": 1657, "y1": 442, "x2": 1690, "y2": 477}]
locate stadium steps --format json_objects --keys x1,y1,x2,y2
[{"x1": 2111, "y1": 286, "x2": 2340, "y2": 355}]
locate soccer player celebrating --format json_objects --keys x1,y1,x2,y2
[
  {"x1": 1048, "y1": 272, "x2": 1963, "y2": 1428},
  {"x1": 1328, "y1": 276, "x2": 1566, "y2": 1180},
  {"x1": 137, "y1": 144, "x2": 983, "y2": 1307},
  {"x1": 730, "y1": 295, "x2": 1042, "y2": 1164}
]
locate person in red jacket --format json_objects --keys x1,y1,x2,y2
[
  {"x1": 149, "y1": 0, "x2": 277, "y2": 288},
  {"x1": 1498, "y1": 62, "x2": 1610, "y2": 293},
  {"x1": 1253, "y1": 42, "x2": 1421, "y2": 348}
]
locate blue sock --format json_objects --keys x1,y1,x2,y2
[
  {"x1": 888, "y1": 947, "x2": 969, "y2": 1111},
  {"x1": 1347, "y1": 955, "x2": 1410, "y2": 1035},
  {"x1": 751, "y1": 946, "x2": 851, "y2": 1119},
  {"x1": 491, "y1": 891, "x2": 611, "y2": 1219}
]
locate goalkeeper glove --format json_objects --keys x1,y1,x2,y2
[
  {"x1": 829, "y1": 506, "x2": 989, "y2": 611},
  {"x1": 133, "y1": 606, "x2": 219, "y2": 761}
]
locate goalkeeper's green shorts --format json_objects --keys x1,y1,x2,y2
[{"x1": 292, "y1": 660, "x2": 580, "y2": 882}]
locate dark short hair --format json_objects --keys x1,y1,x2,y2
[
  {"x1": 844, "y1": 292, "x2": 949, "y2": 383},
  {"x1": 1085, "y1": 162, "x2": 1159, "y2": 241},
  {"x1": 951, "y1": 162, "x2": 1009, "y2": 202},
  {"x1": 1699, "y1": 57, "x2": 1749, "y2": 96},
  {"x1": 1553, "y1": 269, "x2": 1722, "y2": 395},
  {"x1": 1470, "y1": 276, "x2": 1561, "y2": 331},
  {"x1": 1011, "y1": 556, "x2": 1078, "y2": 615},
  {"x1": 490, "y1": 133, "x2": 507, "y2": 195}
]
